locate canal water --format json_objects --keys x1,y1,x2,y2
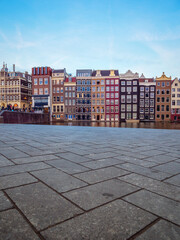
[{"x1": 51, "y1": 121, "x2": 180, "y2": 130}]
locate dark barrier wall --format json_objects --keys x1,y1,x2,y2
[{"x1": 0, "y1": 111, "x2": 50, "y2": 124}]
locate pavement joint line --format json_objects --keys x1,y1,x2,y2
[
  {"x1": 127, "y1": 217, "x2": 161, "y2": 240},
  {"x1": 2, "y1": 189, "x2": 46, "y2": 240},
  {"x1": 122, "y1": 198, "x2": 180, "y2": 228},
  {"x1": 27, "y1": 172, "x2": 86, "y2": 212},
  {"x1": 0, "y1": 206, "x2": 15, "y2": 213},
  {"x1": 39, "y1": 188, "x2": 144, "y2": 233},
  {"x1": 161, "y1": 172, "x2": 180, "y2": 182},
  {"x1": 0, "y1": 179, "x2": 39, "y2": 191},
  {"x1": 114, "y1": 164, "x2": 174, "y2": 182},
  {"x1": 118, "y1": 177, "x2": 180, "y2": 203}
]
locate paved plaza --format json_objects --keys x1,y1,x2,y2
[{"x1": 0, "y1": 124, "x2": 180, "y2": 240}]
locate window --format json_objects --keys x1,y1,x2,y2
[
  {"x1": 121, "y1": 87, "x2": 125, "y2": 92},
  {"x1": 39, "y1": 78, "x2": 43, "y2": 85},
  {"x1": 150, "y1": 93, "x2": 154, "y2": 98},
  {"x1": 150, "y1": 99, "x2": 154, "y2": 107},
  {"x1": 92, "y1": 80, "x2": 96, "y2": 85},
  {"x1": 121, "y1": 113, "x2": 125, "y2": 119},
  {"x1": 53, "y1": 106, "x2": 56, "y2": 112},
  {"x1": 111, "y1": 80, "x2": 114, "y2": 84},
  {"x1": 162, "y1": 90, "x2": 165, "y2": 94},
  {"x1": 140, "y1": 99, "x2": 144, "y2": 107},
  {"x1": 172, "y1": 100, "x2": 175, "y2": 105},
  {"x1": 127, "y1": 87, "x2": 131, "y2": 93},
  {"x1": 34, "y1": 78, "x2": 38, "y2": 85},
  {"x1": 133, "y1": 95, "x2": 137, "y2": 103},
  {"x1": 106, "y1": 86, "x2": 110, "y2": 91},
  {"x1": 115, "y1": 86, "x2": 119, "y2": 91},
  {"x1": 133, "y1": 87, "x2": 137, "y2": 92},
  {"x1": 44, "y1": 78, "x2": 48, "y2": 85},
  {"x1": 115, "y1": 93, "x2": 119, "y2": 98},
  {"x1": 177, "y1": 100, "x2": 180, "y2": 105},
  {"x1": 167, "y1": 82, "x2": 170, "y2": 86},
  {"x1": 145, "y1": 87, "x2": 149, "y2": 92},
  {"x1": 161, "y1": 105, "x2": 164, "y2": 111},
  {"x1": 34, "y1": 89, "x2": 38, "y2": 95},
  {"x1": 106, "y1": 106, "x2": 110, "y2": 113},
  {"x1": 121, "y1": 81, "x2": 125, "y2": 85},
  {"x1": 111, "y1": 93, "x2": 114, "y2": 98},
  {"x1": 145, "y1": 99, "x2": 149, "y2": 107},
  {"x1": 92, "y1": 87, "x2": 96, "y2": 92},
  {"x1": 133, "y1": 105, "x2": 137, "y2": 111},
  {"x1": 44, "y1": 88, "x2": 48, "y2": 94},
  {"x1": 140, "y1": 108, "x2": 144, "y2": 113},
  {"x1": 172, "y1": 88, "x2": 175, "y2": 92},
  {"x1": 162, "y1": 97, "x2": 165, "y2": 102},
  {"x1": 157, "y1": 105, "x2": 160, "y2": 111},
  {"x1": 121, "y1": 104, "x2": 125, "y2": 111},
  {"x1": 166, "y1": 97, "x2": 169, "y2": 102},
  {"x1": 127, "y1": 95, "x2": 131, "y2": 103},
  {"x1": 121, "y1": 95, "x2": 125, "y2": 103},
  {"x1": 106, "y1": 99, "x2": 110, "y2": 105},
  {"x1": 106, "y1": 79, "x2": 110, "y2": 84},
  {"x1": 127, "y1": 81, "x2": 131, "y2": 85},
  {"x1": 101, "y1": 87, "x2": 104, "y2": 92},
  {"x1": 167, "y1": 90, "x2": 170, "y2": 94},
  {"x1": 162, "y1": 82, "x2": 165, "y2": 87},
  {"x1": 177, "y1": 88, "x2": 180, "y2": 92},
  {"x1": 140, "y1": 92, "x2": 144, "y2": 98},
  {"x1": 111, "y1": 86, "x2": 114, "y2": 91},
  {"x1": 157, "y1": 90, "x2": 160, "y2": 94},
  {"x1": 127, "y1": 105, "x2": 131, "y2": 111},
  {"x1": 133, "y1": 81, "x2": 137, "y2": 85},
  {"x1": 157, "y1": 82, "x2": 160, "y2": 86},
  {"x1": 166, "y1": 105, "x2": 169, "y2": 111},
  {"x1": 61, "y1": 96, "x2": 63, "y2": 102},
  {"x1": 101, "y1": 80, "x2": 104, "y2": 85},
  {"x1": 150, "y1": 87, "x2": 154, "y2": 91},
  {"x1": 133, "y1": 113, "x2": 137, "y2": 119},
  {"x1": 57, "y1": 97, "x2": 60, "y2": 102},
  {"x1": 57, "y1": 106, "x2": 60, "y2": 112},
  {"x1": 39, "y1": 88, "x2": 43, "y2": 95},
  {"x1": 115, "y1": 80, "x2": 119, "y2": 85},
  {"x1": 140, "y1": 87, "x2": 144, "y2": 91}
]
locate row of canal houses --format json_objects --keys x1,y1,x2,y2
[{"x1": 31, "y1": 67, "x2": 180, "y2": 122}]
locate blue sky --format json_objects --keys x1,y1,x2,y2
[{"x1": 0, "y1": 0, "x2": 180, "y2": 78}]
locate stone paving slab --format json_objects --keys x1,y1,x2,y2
[
  {"x1": 74, "y1": 166, "x2": 130, "y2": 184},
  {"x1": 119, "y1": 173, "x2": 180, "y2": 201},
  {"x1": 12, "y1": 155, "x2": 59, "y2": 164},
  {"x1": 63, "y1": 179, "x2": 139, "y2": 210},
  {"x1": 55, "y1": 152, "x2": 92, "y2": 163},
  {"x1": 0, "y1": 162, "x2": 51, "y2": 177},
  {"x1": 116, "y1": 163, "x2": 172, "y2": 180},
  {"x1": 0, "y1": 154, "x2": 14, "y2": 167},
  {"x1": 0, "y1": 172, "x2": 38, "y2": 190},
  {"x1": 31, "y1": 168, "x2": 87, "y2": 193},
  {"x1": 0, "y1": 191, "x2": 13, "y2": 211},
  {"x1": 81, "y1": 158, "x2": 124, "y2": 169},
  {"x1": 6, "y1": 182, "x2": 83, "y2": 231},
  {"x1": 123, "y1": 189, "x2": 180, "y2": 225},
  {"x1": 136, "y1": 219, "x2": 180, "y2": 240},
  {"x1": 42, "y1": 199, "x2": 157, "y2": 240},
  {"x1": 164, "y1": 174, "x2": 180, "y2": 187},
  {"x1": 0, "y1": 209, "x2": 40, "y2": 240},
  {"x1": 152, "y1": 161, "x2": 180, "y2": 175},
  {"x1": 0, "y1": 124, "x2": 180, "y2": 240},
  {"x1": 46, "y1": 159, "x2": 90, "y2": 174}
]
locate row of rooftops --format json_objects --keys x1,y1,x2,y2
[{"x1": 1, "y1": 63, "x2": 179, "y2": 82}]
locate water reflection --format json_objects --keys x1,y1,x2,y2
[{"x1": 51, "y1": 121, "x2": 180, "y2": 129}]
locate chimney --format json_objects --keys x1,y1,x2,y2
[{"x1": 13, "y1": 64, "x2": 15, "y2": 72}]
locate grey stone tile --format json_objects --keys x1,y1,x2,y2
[
  {"x1": 0, "y1": 191, "x2": 12, "y2": 211},
  {"x1": 164, "y1": 174, "x2": 180, "y2": 187},
  {"x1": 119, "y1": 151, "x2": 148, "y2": 159},
  {"x1": 81, "y1": 158, "x2": 124, "y2": 170},
  {"x1": 42, "y1": 199, "x2": 157, "y2": 240},
  {"x1": 136, "y1": 220, "x2": 180, "y2": 240},
  {"x1": 123, "y1": 189, "x2": 180, "y2": 225},
  {"x1": 74, "y1": 166, "x2": 129, "y2": 184},
  {"x1": 116, "y1": 163, "x2": 172, "y2": 180},
  {"x1": 119, "y1": 173, "x2": 180, "y2": 201},
  {"x1": 12, "y1": 154, "x2": 59, "y2": 164},
  {"x1": 31, "y1": 168, "x2": 87, "y2": 193},
  {"x1": 63, "y1": 179, "x2": 139, "y2": 210},
  {"x1": 85, "y1": 151, "x2": 118, "y2": 160},
  {"x1": 55, "y1": 152, "x2": 92, "y2": 163},
  {"x1": 0, "y1": 154, "x2": 14, "y2": 167},
  {"x1": 152, "y1": 162, "x2": 180, "y2": 175},
  {"x1": 0, "y1": 173, "x2": 38, "y2": 190},
  {"x1": 0, "y1": 147, "x2": 29, "y2": 159},
  {"x1": 0, "y1": 162, "x2": 51, "y2": 177},
  {"x1": 144, "y1": 154, "x2": 178, "y2": 164},
  {"x1": 0, "y1": 209, "x2": 40, "y2": 240},
  {"x1": 140, "y1": 150, "x2": 165, "y2": 157},
  {"x1": 6, "y1": 182, "x2": 83, "y2": 231},
  {"x1": 46, "y1": 159, "x2": 89, "y2": 174},
  {"x1": 114, "y1": 156, "x2": 157, "y2": 167}
]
